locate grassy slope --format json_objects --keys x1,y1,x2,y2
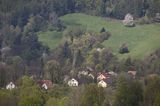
[
  {"x1": 60, "y1": 13, "x2": 160, "y2": 59},
  {"x1": 38, "y1": 13, "x2": 160, "y2": 59}
]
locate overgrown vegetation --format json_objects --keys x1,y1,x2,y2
[{"x1": 0, "y1": 0, "x2": 160, "y2": 106}]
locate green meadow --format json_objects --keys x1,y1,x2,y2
[{"x1": 38, "y1": 13, "x2": 160, "y2": 59}]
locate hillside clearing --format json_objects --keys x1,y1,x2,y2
[{"x1": 38, "y1": 13, "x2": 160, "y2": 59}]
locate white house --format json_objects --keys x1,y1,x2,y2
[
  {"x1": 98, "y1": 80, "x2": 107, "y2": 88},
  {"x1": 6, "y1": 82, "x2": 16, "y2": 90},
  {"x1": 42, "y1": 83, "x2": 48, "y2": 90},
  {"x1": 68, "y1": 78, "x2": 79, "y2": 87}
]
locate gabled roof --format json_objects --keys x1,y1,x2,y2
[
  {"x1": 86, "y1": 67, "x2": 94, "y2": 72},
  {"x1": 97, "y1": 72, "x2": 110, "y2": 79},
  {"x1": 37, "y1": 80, "x2": 52, "y2": 88},
  {"x1": 88, "y1": 73, "x2": 95, "y2": 79},
  {"x1": 7, "y1": 82, "x2": 15, "y2": 85},
  {"x1": 69, "y1": 78, "x2": 78, "y2": 82},
  {"x1": 6, "y1": 82, "x2": 16, "y2": 90},
  {"x1": 128, "y1": 71, "x2": 137, "y2": 76},
  {"x1": 128, "y1": 71, "x2": 137, "y2": 79},
  {"x1": 108, "y1": 71, "x2": 117, "y2": 76}
]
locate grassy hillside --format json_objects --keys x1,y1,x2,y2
[{"x1": 38, "y1": 13, "x2": 160, "y2": 59}]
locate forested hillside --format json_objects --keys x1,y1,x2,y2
[{"x1": 0, "y1": 0, "x2": 160, "y2": 106}]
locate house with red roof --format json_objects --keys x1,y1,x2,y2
[
  {"x1": 97, "y1": 72, "x2": 110, "y2": 81},
  {"x1": 128, "y1": 71, "x2": 137, "y2": 79},
  {"x1": 37, "y1": 80, "x2": 52, "y2": 90}
]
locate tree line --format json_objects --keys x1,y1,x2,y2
[
  {"x1": 1, "y1": 74, "x2": 160, "y2": 106},
  {"x1": 0, "y1": 0, "x2": 160, "y2": 26}
]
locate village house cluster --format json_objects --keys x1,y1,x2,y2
[
  {"x1": 4, "y1": 68, "x2": 137, "y2": 90},
  {"x1": 64, "y1": 67, "x2": 137, "y2": 88}
]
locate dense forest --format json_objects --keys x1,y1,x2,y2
[{"x1": 0, "y1": 0, "x2": 160, "y2": 106}]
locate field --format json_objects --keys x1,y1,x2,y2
[{"x1": 38, "y1": 13, "x2": 160, "y2": 59}]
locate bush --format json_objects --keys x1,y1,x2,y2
[
  {"x1": 100, "y1": 27, "x2": 106, "y2": 33},
  {"x1": 0, "y1": 90, "x2": 18, "y2": 106},
  {"x1": 136, "y1": 16, "x2": 152, "y2": 25},
  {"x1": 98, "y1": 32, "x2": 111, "y2": 43},
  {"x1": 119, "y1": 44, "x2": 129, "y2": 54},
  {"x1": 63, "y1": 26, "x2": 86, "y2": 38},
  {"x1": 45, "y1": 97, "x2": 69, "y2": 106}
]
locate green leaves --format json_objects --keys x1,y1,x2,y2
[
  {"x1": 45, "y1": 97, "x2": 69, "y2": 106},
  {"x1": 114, "y1": 75, "x2": 143, "y2": 106},
  {"x1": 18, "y1": 86, "x2": 45, "y2": 106},
  {"x1": 80, "y1": 84, "x2": 105, "y2": 106},
  {"x1": 144, "y1": 76, "x2": 160, "y2": 106},
  {"x1": 44, "y1": 60, "x2": 61, "y2": 83}
]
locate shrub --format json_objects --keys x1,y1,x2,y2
[
  {"x1": 100, "y1": 27, "x2": 106, "y2": 33},
  {"x1": 119, "y1": 44, "x2": 129, "y2": 54},
  {"x1": 98, "y1": 32, "x2": 111, "y2": 43},
  {"x1": 136, "y1": 16, "x2": 152, "y2": 25},
  {"x1": 64, "y1": 26, "x2": 86, "y2": 37}
]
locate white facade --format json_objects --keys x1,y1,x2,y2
[
  {"x1": 88, "y1": 73, "x2": 95, "y2": 79},
  {"x1": 68, "y1": 78, "x2": 78, "y2": 87},
  {"x1": 42, "y1": 83, "x2": 48, "y2": 90},
  {"x1": 6, "y1": 82, "x2": 15, "y2": 90},
  {"x1": 98, "y1": 80, "x2": 107, "y2": 88}
]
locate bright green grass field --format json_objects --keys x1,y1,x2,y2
[
  {"x1": 38, "y1": 31, "x2": 62, "y2": 49},
  {"x1": 38, "y1": 13, "x2": 160, "y2": 59}
]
